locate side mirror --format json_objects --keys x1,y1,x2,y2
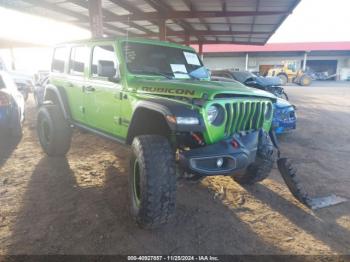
[
  {"x1": 206, "y1": 67, "x2": 211, "y2": 77},
  {"x1": 245, "y1": 79, "x2": 257, "y2": 85},
  {"x1": 98, "y1": 60, "x2": 117, "y2": 78}
]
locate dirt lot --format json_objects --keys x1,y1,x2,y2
[{"x1": 1, "y1": 82, "x2": 350, "y2": 255}]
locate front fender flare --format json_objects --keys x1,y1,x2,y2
[
  {"x1": 43, "y1": 84, "x2": 71, "y2": 120},
  {"x1": 132, "y1": 99, "x2": 205, "y2": 133}
]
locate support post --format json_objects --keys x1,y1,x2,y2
[
  {"x1": 185, "y1": 34, "x2": 190, "y2": 46},
  {"x1": 88, "y1": 0, "x2": 103, "y2": 38},
  {"x1": 245, "y1": 53, "x2": 249, "y2": 71},
  {"x1": 159, "y1": 19, "x2": 166, "y2": 41},
  {"x1": 303, "y1": 51, "x2": 308, "y2": 71},
  {"x1": 199, "y1": 43, "x2": 204, "y2": 61}
]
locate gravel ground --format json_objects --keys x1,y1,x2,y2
[{"x1": 0, "y1": 82, "x2": 349, "y2": 255}]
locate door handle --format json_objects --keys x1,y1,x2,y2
[{"x1": 83, "y1": 86, "x2": 95, "y2": 92}]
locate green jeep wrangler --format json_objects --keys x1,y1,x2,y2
[{"x1": 37, "y1": 37, "x2": 276, "y2": 228}]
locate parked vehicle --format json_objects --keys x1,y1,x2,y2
[
  {"x1": 13, "y1": 78, "x2": 32, "y2": 101},
  {"x1": 0, "y1": 60, "x2": 34, "y2": 101},
  {"x1": 267, "y1": 61, "x2": 312, "y2": 86},
  {"x1": 212, "y1": 69, "x2": 288, "y2": 100},
  {"x1": 33, "y1": 76, "x2": 49, "y2": 107},
  {"x1": 306, "y1": 69, "x2": 337, "y2": 81},
  {"x1": 34, "y1": 70, "x2": 50, "y2": 83},
  {"x1": 0, "y1": 71, "x2": 25, "y2": 137},
  {"x1": 211, "y1": 75, "x2": 296, "y2": 134},
  {"x1": 272, "y1": 98, "x2": 297, "y2": 134},
  {"x1": 37, "y1": 38, "x2": 286, "y2": 228}
]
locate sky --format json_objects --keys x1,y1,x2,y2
[
  {"x1": 269, "y1": 0, "x2": 350, "y2": 43},
  {"x1": 0, "y1": 0, "x2": 349, "y2": 72}
]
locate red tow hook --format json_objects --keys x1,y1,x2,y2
[
  {"x1": 231, "y1": 139, "x2": 240, "y2": 149},
  {"x1": 191, "y1": 132, "x2": 205, "y2": 146}
]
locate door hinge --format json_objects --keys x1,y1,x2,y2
[{"x1": 113, "y1": 116, "x2": 130, "y2": 126}]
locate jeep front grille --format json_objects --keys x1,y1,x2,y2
[{"x1": 223, "y1": 101, "x2": 272, "y2": 136}]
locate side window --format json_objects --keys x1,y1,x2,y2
[
  {"x1": 91, "y1": 45, "x2": 118, "y2": 78},
  {"x1": 69, "y1": 46, "x2": 88, "y2": 76},
  {"x1": 52, "y1": 47, "x2": 68, "y2": 73}
]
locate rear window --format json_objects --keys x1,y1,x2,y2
[
  {"x1": 91, "y1": 45, "x2": 118, "y2": 77},
  {"x1": 69, "y1": 46, "x2": 88, "y2": 76},
  {"x1": 52, "y1": 47, "x2": 68, "y2": 73}
]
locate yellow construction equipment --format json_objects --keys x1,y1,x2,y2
[{"x1": 267, "y1": 61, "x2": 312, "y2": 86}]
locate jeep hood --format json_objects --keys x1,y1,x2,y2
[{"x1": 128, "y1": 78, "x2": 276, "y2": 101}]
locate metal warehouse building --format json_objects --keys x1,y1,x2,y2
[{"x1": 201, "y1": 42, "x2": 350, "y2": 80}]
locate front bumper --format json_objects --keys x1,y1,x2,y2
[{"x1": 179, "y1": 131, "x2": 259, "y2": 176}]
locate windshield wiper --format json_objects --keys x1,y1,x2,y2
[
  {"x1": 131, "y1": 69, "x2": 172, "y2": 79},
  {"x1": 166, "y1": 71, "x2": 201, "y2": 80}
]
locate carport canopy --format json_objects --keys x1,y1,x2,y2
[{"x1": 1, "y1": 0, "x2": 300, "y2": 48}]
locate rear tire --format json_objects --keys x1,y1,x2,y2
[
  {"x1": 129, "y1": 135, "x2": 176, "y2": 229},
  {"x1": 37, "y1": 105, "x2": 72, "y2": 156}
]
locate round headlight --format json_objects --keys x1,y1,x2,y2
[
  {"x1": 207, "y1": 105, "x2": 219, "y2": 123},
  {"x1": 207, "y1": 104, "x2": 225, "y2": 125}
]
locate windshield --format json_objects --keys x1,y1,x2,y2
[{"x1": 122, "y1": 42, "x2": 209, "y2": 80}]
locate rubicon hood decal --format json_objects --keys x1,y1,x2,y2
[
  {"x1": 129, "y1": 78, "x2": 276, "y2": 100},
  {"x1": 142, "y1": 86, "x2": 195, "y2": 96}
]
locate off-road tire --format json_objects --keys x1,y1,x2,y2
[
  {"x1": 299, "y1": 75, "x2": 312, "y2": 86},
  {"x1": 129, "y1": 135, "x2": 177, "y2": 229},
  {"x1": 233, "y1": 132, "x2": 275, "y2": 185},
  {"x1": 277, "y1": 73, "x2": 288, "y2": 86},
  {"x1": 37, "y1": 105, "x2": 72, "y2": 156},
  {"x1": 277, "y1": 158, "x2": 310, "y2": 205}
]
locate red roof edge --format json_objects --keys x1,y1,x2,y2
[{"x1": 192, "y1": 42, "x2": 350, "y2": 53}]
